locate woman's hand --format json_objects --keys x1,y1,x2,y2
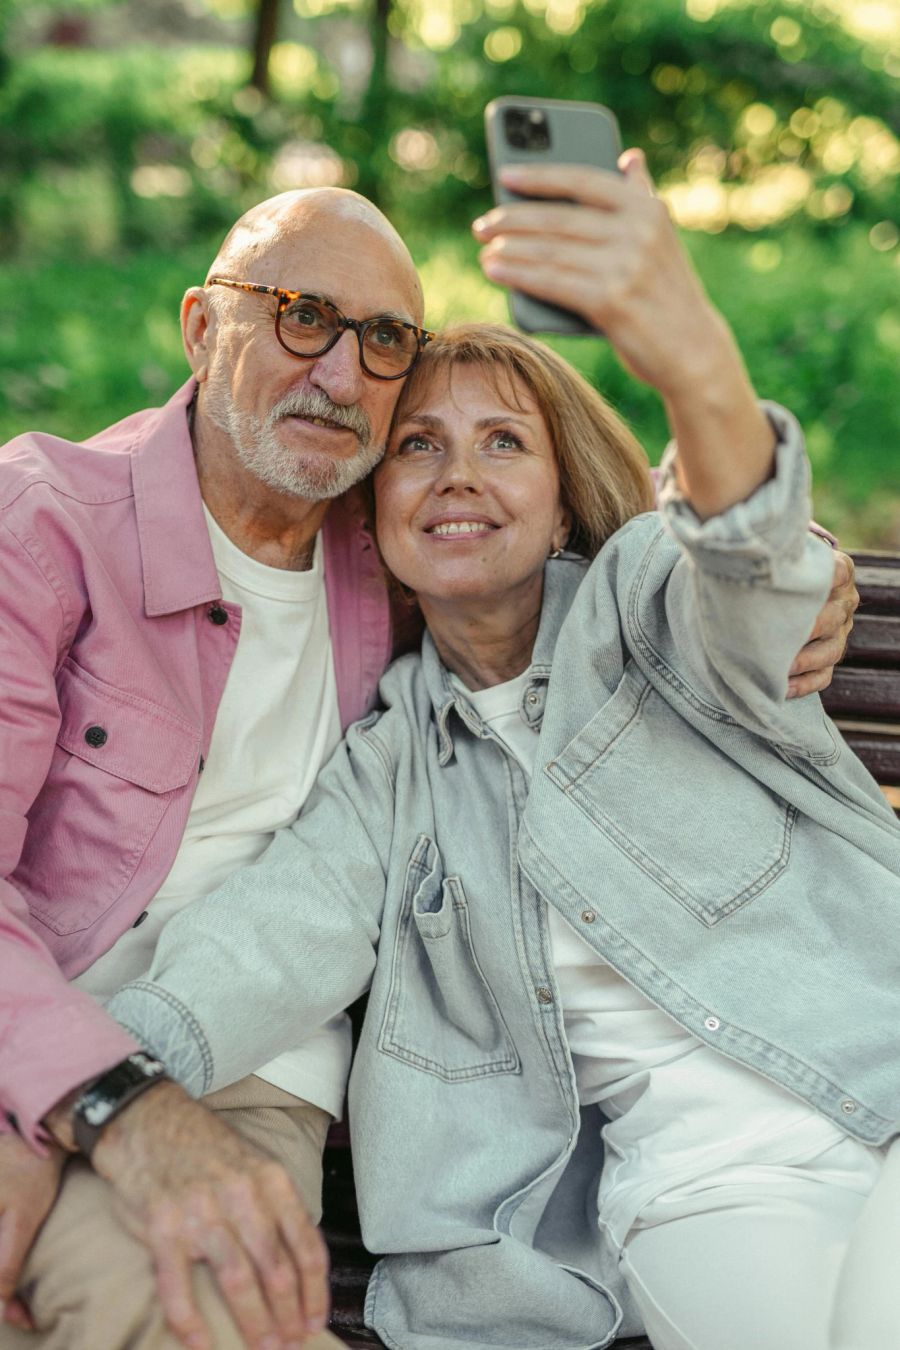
[
  {"x1": 473, "y1": 151, "x2": 775, "y2": 519},
  {"x1": 473, "y1": 151, "x2": 727, "y2": 398}
]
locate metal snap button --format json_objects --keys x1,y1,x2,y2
[
  {"x1": 84, "y1": 725, "x2": 108, "y2": 748},
  {"x1": 704, "y1": 1016, "x2": 721, "y2": 1032},
  {"x1": 840, "y1": 1099, "x2": 857, "y2": 1115},
  {"x1": 526, "y1": 692, "x2": 539, "y2": 706},
  {"x1": 536, "y1": 986, "x2": 553, "y2": 1006},
  {"x1": 207, "y1": 604, "x2": 229, "y2": 625},
  {"x1": 581, "y1": 910, "x2": 596, "y2": 924}
]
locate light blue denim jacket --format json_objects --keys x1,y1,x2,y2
[{"x1": 108, "y1": 406, "x2": 900, "y2": 1350}]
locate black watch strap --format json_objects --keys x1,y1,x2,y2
[{"x1": 72, "y1": 1051, "x2": 168, "y2": 1158}]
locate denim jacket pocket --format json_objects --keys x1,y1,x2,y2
[
  {"x1": 16, "y1": 658, "x2": 200, "y2": 936},
  {"x1": 378, "y1": 835, "x2": 521, "y2": 1080},
  {"x1": 546, "y1": 663, "x2": 797, "y2": 926}
]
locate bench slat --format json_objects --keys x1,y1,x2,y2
[
  {"x1": 841, "y1": 613, "x2": 900, "y2": 666},
  {"x1": 853, "y1": 552, "x2": 900, "y2": 615},
  {"x1": 830, "y1": 730, "x2": 900, "y2": 788},
  {"x1": 822, "y1": 668, "x2": 900, "y2": 720}
]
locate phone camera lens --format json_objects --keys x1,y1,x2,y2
[{"x1": 504, "y1": 107, "x2": 551, "y2": 152}]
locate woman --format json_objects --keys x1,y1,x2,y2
[{"x1": 109, "y1": 160, "x2": 900, "y2": 1350}]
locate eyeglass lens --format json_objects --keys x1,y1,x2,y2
[{"x1": 278, "y1": 297, "x2": 419, "y2": 376}]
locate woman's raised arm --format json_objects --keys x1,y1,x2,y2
[{"x1": 473, "y1": 151, "x2": 776, "y2": 518}]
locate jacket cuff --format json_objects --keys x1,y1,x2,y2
[
  {"x1": 656, "y1": 401, "x2": 813, "y2": 582},
  {"x1": 3, "y1": 1013, "x2": 138, "y2": 1155},
  {"x1": 106, "y1": 983, "x2": 213, "y2": 1099}
]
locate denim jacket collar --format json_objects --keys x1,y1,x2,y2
[{"x1": 422, "y1": 554, "x2": 589, "y2": 765}]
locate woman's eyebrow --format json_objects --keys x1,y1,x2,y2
[
  {"x1": 396, "y1": 411, "x2": 530, "y2": 430},
  {"x1": 474, "y1": 414, "x2": 531, "y2": 429},
  {"x1": 400, "y1": 413, "x2": 443, "y2": 428}
]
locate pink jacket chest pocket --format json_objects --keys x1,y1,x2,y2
[{"x1": 15, "y1": 659, "x2": 200, "y2": 937}]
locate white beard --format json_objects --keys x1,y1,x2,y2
[{"x1": 203, "y1": 366, "x2": 383, "y2": 501}]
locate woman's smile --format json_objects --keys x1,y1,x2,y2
[
  {"x1": 423, "y1": 513, "x2": 501, "y2": 540},
  {"x1": 374, "y1": 363, "x2": 570, "y2": 613}
]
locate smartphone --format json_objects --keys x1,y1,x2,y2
[{"x1": 484, "y1": 95, "x2": 622, "y2": 335}]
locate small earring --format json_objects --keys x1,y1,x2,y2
[{"x1": 548, "y1": 547, "x2": 563, "y2": 559}]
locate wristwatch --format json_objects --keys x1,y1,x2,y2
[{"x1": 72, "y1": 1051, "x2": 169, "y2": 1158}]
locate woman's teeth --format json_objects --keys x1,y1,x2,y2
[{"x1": 429, "y1": 521, "x2": 494, "y2": 536}]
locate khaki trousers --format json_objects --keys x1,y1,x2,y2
[{"x1": 2, "y1": 1077, "x2": 348, "y2": 1350}]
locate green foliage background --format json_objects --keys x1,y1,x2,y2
[{"x1": 1, "y1": 0, "x2": 898, "y2": 546}]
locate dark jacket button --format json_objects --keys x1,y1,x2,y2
[
  {"x1": 207, "y1": 605, "x2": 229, "y2": 625},
  {"x1": 84, "y1": 725, "x2": 108, "y2": 748},
  {"x1": 132, "y1": 911, "x2": 149, "y2": 928}
]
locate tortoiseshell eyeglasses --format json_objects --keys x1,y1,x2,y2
[{"x1": 207, "y1": 277, "x2": 433, "y2": 381}]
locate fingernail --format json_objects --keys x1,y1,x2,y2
[
  {"x1": 259, "y1": 1337, "x2": 281, "y2": 1350},
  {"x1": 500, "y1": 166, "x2": 525, "y2": 183},
  {"x1": 481, "y1": 258, "x2": 506, "y2": 280},
  {"x1": 306, "y1": 1315, "x2": 328, "y2": 1334},
  {"x1": 472, "y1": 215, "x2": 488, "y2": 233}
]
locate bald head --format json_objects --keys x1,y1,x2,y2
[
  {"x1": 208, "y1": 188, "x2": 423, "y2": 324},
  {"x1": 184, "y1": 186, "x2": 428, "y2": 519}
]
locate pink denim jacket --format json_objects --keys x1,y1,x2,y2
[{"x1": 0, "y1": 379, "x2": 393, "y2": 1146}]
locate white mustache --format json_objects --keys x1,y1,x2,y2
[{"x1": 269, "y1": 390, "x2": 371, "y2": 445}]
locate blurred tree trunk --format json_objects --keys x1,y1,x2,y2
[
  {"x1": 354, "y1": 0, "x2": 391, "y2": 205},
  {"x1": 251, "y1": 0, "x2": 280, "y2": 95}
]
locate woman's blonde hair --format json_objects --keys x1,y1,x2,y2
[{"x1": 391, "y1": 323, "x2": 655, "y2": 559}]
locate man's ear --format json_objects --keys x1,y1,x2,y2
[{"x1": 181, "y1": 287, "x2": 212, "y2": 383}]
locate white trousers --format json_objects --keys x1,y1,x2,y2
[
  {"x1": 617, "y1": 1137, "x2": 882, "y2": 1350},
  {"x1": 829, "y1": 1134, "x2": 900, "y2": 1349}
]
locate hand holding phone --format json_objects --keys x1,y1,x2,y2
[
  {"x1": 484, "y1": 96, "x2": 622, "y2": 335},
  {"x1": 479, "y1": 99, "x2": 774, "y2": 528},
  {"x1": 476, "y1": 127, "x2": 740, "y2": 407}
]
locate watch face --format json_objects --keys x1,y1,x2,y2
[
  {"x1": 83, "y1": 1096, "x2": 115, "y2": 1127},
  {"x1": 72, "y1": 1052, "x2": 167, "y2": 1159},
  {"x1": 78, "y1": 1053, "x2": 166, "y2": 1125}
]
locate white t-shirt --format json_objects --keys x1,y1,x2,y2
[
  {"x1": 455, "y1": 668, "x2": 844, "y2": 1242},
  {"x1": 76, "y1": 508, "x2": 350, "y2": 1117}
]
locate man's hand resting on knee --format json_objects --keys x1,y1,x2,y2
[{"x1": 45, "y1": 1079, "x2": 329, "y2": 1350}]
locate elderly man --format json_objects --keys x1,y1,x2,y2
[
  {"x1": 0, "y1": 188, "x2": 426, "y2": 1350},
  {"x1": 0, "y1": 182, "x2": 854, "y2": 1350}
]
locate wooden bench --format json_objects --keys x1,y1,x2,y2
[
  {"x1": 322, "y1": 549, "x2": 900, "y2": 1348},
  {"x1": 821, "y1": 551, "x2": 900, "y2": 807}
]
